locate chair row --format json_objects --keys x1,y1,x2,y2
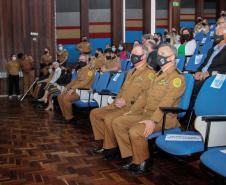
[{"x1": 146, "y1": 74, "x2": 226, "y2": 182}]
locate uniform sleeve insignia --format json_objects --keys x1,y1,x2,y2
[
  {"x1": 88, "y1": 71, "x2": 93, "y2": 77},
  {"x1": 148, "y1": 72, "x2": 155, "y2": 80},
  {"x1": 173, "y1": 78, "x2": 182, "y2": 88}
]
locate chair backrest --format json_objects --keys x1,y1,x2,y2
[
  {"x1": 126, "y1": 61, "x2": 134, "y2": 71},
  {"x1": 185, "y1": 54, "x2": 207, "y2": 72},
  {"x1": 195, "y1": 32, "x2": 205, "y2": 42},
  {"x1": 201, "y1": 40, "x2": 214, "y2": 54},
  {"x1": 71, "y1": 70, "x2": 77, "y2": 80},
  {"x1": 194, "y1": 75, "x2": 226, "y2": 147},
  {"x1": 177, "y1": 74, "x2": 195, "y2": 118},
  {"x1": 91, "y1": 71, "x2": 100, "y2": 90},
  {"x1": 120, "y1": 60, "x2": 129, "y2": 71},
  {"x1": 106, "y1": 72, "x2": 126, "y2": 94},
  {"x1": 176, "y1": 56, "x2": 186, "y2": 72},
  {"x1": 95, "y1": 72, "x2": 111, "y2": 93},
  {"x1": 195, "y1": 75, "x2": 226, "y2": 116}
]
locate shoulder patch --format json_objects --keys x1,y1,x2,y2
[
  {"x1": 173, "y1": 78, "x2": 182, "y2": 88},
  {"x1": 148, "y1": 72, "x2": 155, "y2": 80},
  {"x1": 88, "y1": 71, "x2": 93, "y2": 77}
]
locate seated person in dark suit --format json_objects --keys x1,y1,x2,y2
[{"x1": 191, "y1": 20, "x2": 226, "y2": 106}]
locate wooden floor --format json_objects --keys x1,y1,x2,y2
[{"x1": 0, "y1": 98, "x2": 216, "y2": 185}]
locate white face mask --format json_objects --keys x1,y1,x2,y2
[
  {"x1": 48, "y1": 68, "x2": 52, "y2": 74},
  {"x1": 12, "y1": 57, "x2": 17, "y2": 61},
  {"x1": 58, "y1": 47, "x2": 63, "y2": 51}
]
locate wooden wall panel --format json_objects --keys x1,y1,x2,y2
[{"x1": 0, "y1": 0, "x2": 56, "y2": 95}]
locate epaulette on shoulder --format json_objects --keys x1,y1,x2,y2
[{"x1": 176, "y1": 68, "x2": 182, "y2": 74}]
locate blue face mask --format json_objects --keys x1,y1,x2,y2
[
  {"x1": 118, "y1": 46, "x2": 123, "y2": 51},
  {"x1": 112, "y1": 48, "x2": 116, "y2": 52}
]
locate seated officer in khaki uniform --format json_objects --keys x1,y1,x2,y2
[
  {"x1": 101, "y1": 48, "x2": 121, "y2": 72},
  {"x1": 90, "y1": 48, "x2": 106, "y2": 70},
  {"x1": 77, "y1": 36, "x2": 92, "y2": 54},
  {"x1": 58, "y1": 54, "x2": 95, "y2": 123},
  {"x1": 112, "y1": 44, "x2": 185, "y2": 174},
  {"x1": 18, "y1": 53, "x2": 35, "y2": 94},
  {"x1": 57, "y1": 44, "x2": 69, "y2": 67},
  {"x1": 90, "y1": 45, "x2": 158, "y2": 158}
]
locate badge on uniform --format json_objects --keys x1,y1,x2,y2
[
  {"x1": 173, "y1": 78, "x2": 182, "y2": 88},
  {"x1": 148, "y1": 72, "x2": 155, "y2": 80},
  {"x1": 88, "y1": 71, "x2": 93, "y2": 77}
]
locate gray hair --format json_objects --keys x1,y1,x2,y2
[
  {"x1": 133, "y1": 44, "x2": 148, "y2": 58},
  {"x1": 53, "y1": 61, "x2": 59, "y2": 68},
  {"x1": 158, "y1": 43, "x2": 177, "y2": 57}
]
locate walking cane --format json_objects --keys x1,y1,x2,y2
[{"x1": 20, "y1": 78, "x2": 38, "y2": 102}]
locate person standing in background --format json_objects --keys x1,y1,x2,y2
[
  {"x1": 77, "y1": 36, "x2": 92, "y2": 54},
  {"x1": 18, "y1": 53, "x2": 35, "y2": 95},
  {"x1": 40, "y1": 47, "x2": 53, "y2": 76},
  {"x1": 6, "y1": 54, "x2": 21, "y2": 100}
]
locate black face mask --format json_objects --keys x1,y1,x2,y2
[
  {"x1": 130, "y1": 54, "x2": 143, "y2": 65},
  {"x1": 156, "y1": 55, "x2": 170, "y2": 67},
  {"x1": 95, "y1": 53, "x2": 99, "y2": 58},
  {"x1": 202, "y1": 23, "x2": 206, "y2": 26},
  {"x1": 44, "y1": 51, "x2": 48, "y2": 54},
  {"x1": 106, "y1": 56, "x2": 112, "y2": 60},
  {"x1": 164, "y1": 31, "x2": 168, "y2": 36},
  {"x1": 154, "y1": 38, "x2": 159, "y2": 43},
  {"x1": 165, "y1": 38, "x2": 171, "y2": 43},
  {"x1": 182, "y1": 34, "x2": 190, "y2": 41},
  {"x1": 79, "y1": 61, "x2": 87, "y2": 68},
  {"x1": 221, "y1": 13, "x2": 226, "y2": 17},
  {"x1": 214, "y1": 34, "x2": 224, "y2": 45}
]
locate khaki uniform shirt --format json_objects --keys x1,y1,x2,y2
[
  {"x1": 110, "y1": 63, "x2": 156, "y2": 109},
  {"x1": 41, "y1": 54, "x2": 53, "y2": 66},
  {"x1": 20, "y1": 56, "x2": 34, "y2": 73},
  {"x1": 130, "y1": 65, "x2": 186, "y2": 128},
  {"x1": 57, "y1": 50, "x2": 69, "y2": 64},
  {"x1": 6, "y1": 60, "x2": 20, "y2": 75},
  {"x1": 77, "y1": 41, "x2": 91, "y2": 53},
  {"x1": 104, "y1": 57, "x2": 121, "y2": 71},
  {"x1": 90, "y1": 54, "x2": 106, "y2": 70},
  {"x1": 66, "y1": 65, "x2": 95, "y2": 90}
]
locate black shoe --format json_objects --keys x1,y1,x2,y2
[
  {"x1": 103, "y1": 148, "x2": 120, "y2": 161},
  {"x1": 132, "y1": 159, "x2": 152, "y2": 175},
  {"x1": 92, "y1": 147, "x2": 105, "y2": 154},
  {"x1": 121, "y1": 157, "x2": 138, "y2": 171},
  {"x1": 64, "y1": 118, "x2": 77, "y2": 124}
]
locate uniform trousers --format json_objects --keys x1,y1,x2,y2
[
  {"x1": 57, "y1": 92, "x2": 80, "y2": 120},
  {"x1": 112, "y1": 113, "x2": 161, "y2": 164},
  {"x1": 8, "y1": 75, "x2": 20, "y2": 96},
  {"x1": 90, "y1": 106, "x2": 129, "y2": 149}
]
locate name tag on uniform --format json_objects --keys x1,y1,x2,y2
[
  {"x1": 134, "y1": 76, "x2": 143, "y2": 81},
  {"x1": 158, "y1": 79, "x2": 168, "y2": 86}
]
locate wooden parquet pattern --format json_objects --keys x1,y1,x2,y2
[{"x1": 0, "y1": 98, "x2": 215, "y2": 185}]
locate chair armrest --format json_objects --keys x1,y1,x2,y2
[
  {"x1": 99, "y1": 89, "x2": 111, "y2": 95},
  {"x1": 202, "y1": 116, "x2": 226, "y2": 122},
  {"x1": 160, "y1": 107, "x2": 189, "y2": 114},
  {"x1": 183, "y1": 70, "x2": 196, "y2": 74},
  {"x1": 78, "y1": 88, "x2": 91, "y2": 90}
]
